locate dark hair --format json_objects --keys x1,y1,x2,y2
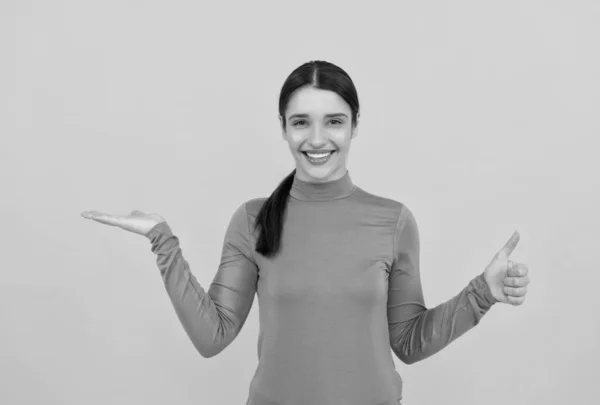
[{"x1": 252, "y1": 60, "x2": 360, "y2": 258}]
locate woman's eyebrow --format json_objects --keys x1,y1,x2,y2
[{"x1": 288, "y1": 113, "x2": 348, "y2": 120}]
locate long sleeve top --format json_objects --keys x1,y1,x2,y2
[{"x1": 145, "y1": 170, "x2": 497, "y2": 405}]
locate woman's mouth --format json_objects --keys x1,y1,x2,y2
[{"x1": 302, "y1": 150, "x2": 336, "y2": 165}]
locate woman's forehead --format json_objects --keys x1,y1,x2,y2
[{"x1": 286, "y1": 87, "x2": 350, "y2": 115}]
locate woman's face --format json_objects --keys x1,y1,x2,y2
[{"x1": 280, "y1": 86, "x2": 359, "y2": 183}]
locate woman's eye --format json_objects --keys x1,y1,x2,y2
[{"x1": 293, "y1": 119, "x2": 342, "y2": 126}]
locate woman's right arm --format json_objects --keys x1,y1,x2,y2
[{"x1": 146, "y1": 202, "x2": 259, "y2": 358}]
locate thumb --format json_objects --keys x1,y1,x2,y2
[
  {"x1": 499, "y1": 230, "x2": 520, "y2": 257},
  {"x1": 130, "y1": 210, "x2": 146, "y2": 216}
]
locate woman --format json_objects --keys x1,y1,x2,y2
[{"x1": 81, "y1": 60, "x2": 530, "y2": 405}]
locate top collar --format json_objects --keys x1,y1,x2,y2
[{"x1": 290, "y1": 170, "x2": 356, "y2": 201}]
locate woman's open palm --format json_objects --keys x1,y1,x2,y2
[{"x1": 81, "y1": 210, "x2": 165, "y2": 237}]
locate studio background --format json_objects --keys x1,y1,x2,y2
[{"x1": 2, "y1": 1, "x2": 598, "y2": 404}]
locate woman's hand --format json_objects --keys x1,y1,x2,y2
[
  {"x1": 81, "y1": 210, "x2": 165, "y2": 237},
  {"x1": 483, "y1": 231, "x2": 530, "y2": 306}
]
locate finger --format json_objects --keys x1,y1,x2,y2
[
  {"x1": 130, "y1": 210, "x2": 146, "y2": 216},
  {"x1": 503, "y1": 286, "x2": 527, "y2": 297},
  {"x1": 500, "y1": 231, "x2": 520, "y2": 257},
  {"x1": 507, "y1": 263, "x2": 528, "y2": 277},
  {"x1": 81, "y1": 210, "x2": 105, "y2": 220},
  {"x1": 507, "y1": 295, "x2": 526, "y2": 306},
  {"x1": 504, "y1": 275, "x2": 530, "y2": 288},
  {"x1": 82, "y1": 211, "x2": 122, "y2": 227}
]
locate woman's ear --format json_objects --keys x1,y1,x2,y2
[
  {"x1": 351, "y1": 112, "x2": 360, "y2": 139},
  {"x1": 279, "y1": 115, "x2": 286, "y2": 139}
]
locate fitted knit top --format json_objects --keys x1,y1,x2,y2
[{"x1": 145, "y1": 170, "x2": 497, "y2": 405}]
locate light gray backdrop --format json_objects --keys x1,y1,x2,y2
[{"x1": 3, "y1": 1, "x2": 598, "y2": 404}]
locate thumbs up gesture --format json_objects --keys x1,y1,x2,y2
[{"x1": 483, "y1": 231, "x2": 530, "y2": 305}]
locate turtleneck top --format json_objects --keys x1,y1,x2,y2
[{"x1": 145, "y1": 170, "x2": 497, "y2": 405}]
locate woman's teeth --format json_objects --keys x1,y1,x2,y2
[
  {"x1": 303, "y1": 150, "x2": 335, "y2": 165},
  {"x1": 306, "y1": 152, "x2": 332, "y2": 158}
]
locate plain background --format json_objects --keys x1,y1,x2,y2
[{"x1": 2, "y1": 1, "x2": 599, "y2": 404}]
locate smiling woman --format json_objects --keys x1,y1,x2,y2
[{"x1": 82, "y1": 60, "x2": 530, "y2": 405}]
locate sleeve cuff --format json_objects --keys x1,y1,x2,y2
[
  {"x1": 470, "y1": 272, "x2": 498, "y2": 309},
  {"x1": 146, "y1": 222, "x2": 176, "y2": 253}
]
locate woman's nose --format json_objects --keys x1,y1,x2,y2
[{"x1": 308, "y1": 125, "x2": 326, "y2": 144}]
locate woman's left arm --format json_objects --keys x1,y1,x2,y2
[{"x1": 387, "y1": 205, "x2": 530, "y2": 365}]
